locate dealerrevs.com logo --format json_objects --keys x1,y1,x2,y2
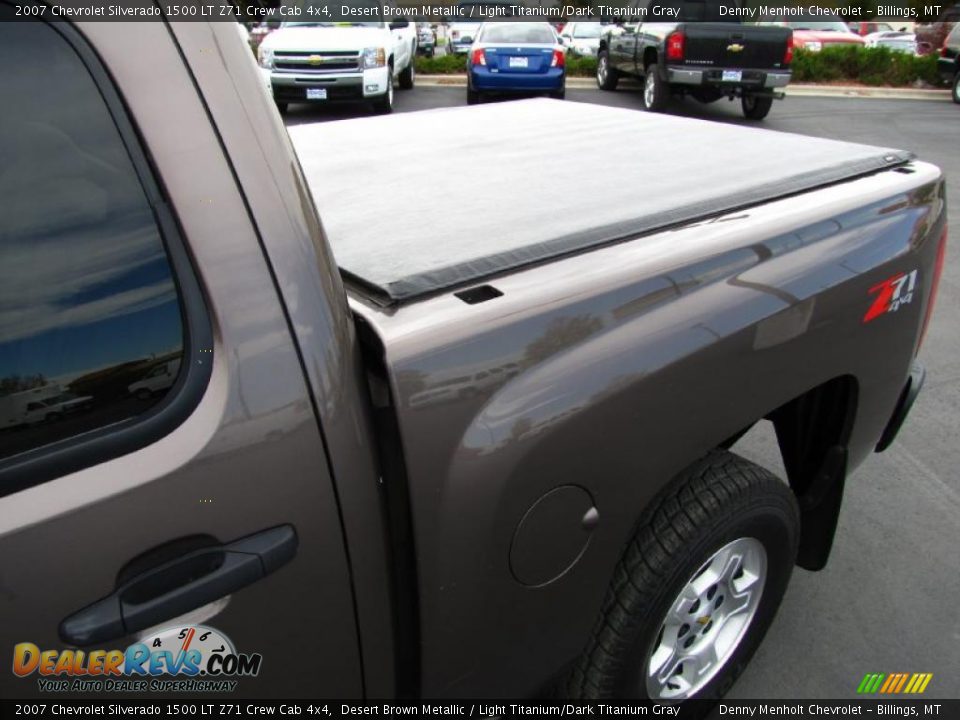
[{"x1": 12, "y1": 625, "x2": 261, "y2": 693}]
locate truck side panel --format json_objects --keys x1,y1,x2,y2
[{"x1": 357, "y1": 168, "x2": 945, "y2": 697}]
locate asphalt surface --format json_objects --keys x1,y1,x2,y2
[{"x1": 286, "y1": 88, "x2": 960, "y2": 699}]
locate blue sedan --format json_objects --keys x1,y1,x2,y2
[{"x1": 467, "y1": 23, "x2": 566, "y2": 104}]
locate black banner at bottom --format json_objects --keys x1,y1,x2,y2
[{"x1": 1, "y1": 699, "x2": 957, "y2": 720}]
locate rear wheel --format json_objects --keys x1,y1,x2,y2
[
  {"x1": 399, "y1": 57, "x2": 415, "y2": 89},
  {"x1": 566, "y1": 450, "x2": 800, "y2": 710},
  {"x1": 642, "y1": 63, "x2": 668, "y2": 112},
  {"x1": 550, "y1": 84, "x2": 566, "y2": 100},
  {"x1": 596, "y1": 50, "x2": 619, "y2": 91},
  {"x1": 742, "y1": 94, "x2": 774, "y2": 120},
  {"x1": 952, "y1": 72, "x2": 960, "y2": 104},
  {"x1": 467, "y1": 86, "x2": 481, "y2": 105}
]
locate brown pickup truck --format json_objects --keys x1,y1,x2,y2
[{"x1": 0, "y1": 16, "x2": 948, "y2": 707}]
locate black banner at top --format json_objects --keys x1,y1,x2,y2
[{"x1": 2, "y1": 0, "x2": 958, "y2": 23}]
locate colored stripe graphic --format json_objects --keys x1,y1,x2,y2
[{"x1": 858, "y1": 672, "x2": 932, "y2": 694}]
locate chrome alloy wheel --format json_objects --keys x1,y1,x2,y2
[
  {"x1": 645, "y1": 537, "x2": 766, "y2": 700},
  {"x1": 643, "y1": 71, "x2": 656, "y2": 108},
  {"x1": 597, "y1": 55, "x2": 608, "y2": 85}
]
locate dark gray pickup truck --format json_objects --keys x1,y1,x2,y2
[
  {"x1": 598, "y1": 3, "x2": 793, "y2": 118},
  {"x1": 0, "y1": 16, "x2": 948, "y2": 706}
]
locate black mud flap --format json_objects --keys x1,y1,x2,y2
[{"x1": 876, "y1": 362, "x2": 926, "y2": 453}]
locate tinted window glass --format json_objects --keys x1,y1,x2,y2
[{"x1": 0, "y1": 18, "x2": 185, "y2": 463}]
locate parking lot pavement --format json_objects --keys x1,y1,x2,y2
[{"x1": 285, "y1": 88, "x2": 960, "y2": 699}]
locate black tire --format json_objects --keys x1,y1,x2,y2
[
  {"x1": 275, "y1": 101, "x2": 288, "y2": 115},
  {"x1": 642, "y1": 63, "x2": 668, "y2": 112},
  {"x1": 372, "y1": 71, "x2": 394, "y2": 114},
  {"x1": 550, "y1": 85, "x2": 566, "y2": 100},
  {"x1": 742, "y1": 94, "x2": 774, "y2": 120},
  {"x1": 399, "y1": 57, "x2": 415, "y2": 89},
  {"x1": 596, "y1": 50, "x2": 620, "y2": 91},
  {"x1": 952, "y1": 72, "x2": 960, "y2": 104},
  {"x1": 467, "y1": 88, "x2": 481, "y2": 105},
  {"x1": 566, "y1": 450, "x2": 800, "y2": 710}
]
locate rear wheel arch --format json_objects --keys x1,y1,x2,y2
[
  {"x1": 722, "y1": 375, "x2": 859, "y2": 571},
  {"x1": 642, "y1": 47, "x2": 658, "y2": 72}
]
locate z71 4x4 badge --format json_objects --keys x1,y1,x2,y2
[{"x1": 864, "y1": 269, "x2": 919, "y2": 323}]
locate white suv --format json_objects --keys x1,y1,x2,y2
[{"x1": 258, "y1": 18, "x2": 417, "y2": 114}]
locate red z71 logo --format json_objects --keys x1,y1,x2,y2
[{"x1": 864, "y1": 269, "x2": 918, "y2": 323}]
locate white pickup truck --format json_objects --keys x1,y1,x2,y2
[{"x1": 258, "y1": 19, "x2": 417, "y2": 114}]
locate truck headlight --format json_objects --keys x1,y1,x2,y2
[
  {"x1": 363, "y1": 47, "x2": 386, "y2": 68},
  {"x1": 258, "y1": 47, "x2": 275, "y2": 69}
]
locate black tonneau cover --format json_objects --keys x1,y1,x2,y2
[{"x1": 289, "y1": 99, "x2": 911, "y2": 304}]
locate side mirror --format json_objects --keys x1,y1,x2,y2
[{"x1": 389, "y1": 20, "x2": 409, "y2": 29}]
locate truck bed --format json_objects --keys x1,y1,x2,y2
[{"x1": 290, "y1": 99, "x2": 912, "y2": 304}]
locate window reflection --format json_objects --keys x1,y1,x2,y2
[{"x1": 0, "y1": 18, "x2": 185, "y2": 463}]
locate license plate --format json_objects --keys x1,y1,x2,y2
[
  {"x1": 508, "y1": 56, "x2": 528, "y2": 68},
  {"x1": 307, "y1": 88, "x2": 328, "y2": 100},
  {"x1": 721, "y1": 70, "x2": 742, "y2": 82}
]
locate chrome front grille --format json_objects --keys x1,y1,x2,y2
[{"x1": 274, "y1": 51, "x2": 362, "y2": 74}]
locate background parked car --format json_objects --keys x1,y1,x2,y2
[
  {"x1": 938, "y1": 23, "x2": 960, "y2": 102},
  {"x1": 258, "y1": 17, "x2": 417, "y2": 115},
  {"x1": 467, "y1": 22, "x2": 565, "y2": 104},
  {"x1": 248, "y1": 20, "x2": 280, "y2": 52},
  {"x1": 849, "y1": 21, "x2": 895, "y2": 36},
  {"x1": 916, "y1": 3, "x2": 959, "y2": 54},
  {"x1": 760, "y1": 17, "x2": 864, "y2": 52},
  {"x1": 417, "y1": 22, "x2": 436, "y2": 56},
  {"x1": 864, "y1": 30, "x2": 919, "y2": 54},
  {"x1": 558, "y1": 21, "x2": 602, "y2": 56},
  {"x1": 448, "y1": 22, "x2": 480, "y2": 54},
  {"x1": 447, "y1": 1, "x2": 514, "y2": 53}
]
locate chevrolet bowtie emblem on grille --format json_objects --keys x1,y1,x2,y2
[
  {"x1": 727, "y1": 43, "x2": 745, "y2": 52},
  {"x1": 308, "y1": 55, "x2": 325, "y2": 66}
]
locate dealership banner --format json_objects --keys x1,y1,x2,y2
[
  {"x1": 0, "y1": 700, "x2": 957, "y2": 719},
  {"x1": 2, "y1": 0, "x2": 957, "y2": 23}
]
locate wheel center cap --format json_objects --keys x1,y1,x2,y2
[{"x1": 696, "y1": 615, "x2": 711, "y2": 625}]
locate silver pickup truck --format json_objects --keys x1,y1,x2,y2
[{"x1": 0, "y1": 18, "x2": 948, "y2": 707}]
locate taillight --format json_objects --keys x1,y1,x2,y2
[
  {"x1": 941, "y1": 41, "x2": 950, "y2": 58},
  {"x1": 666, "y1": 31, "x2": 685, "y2": 61},
  {"x1": 551, "y1": 49, "x2": 565, "y2": 68},
  {"x1": 470, "y1": 48, "x2": 486, "y2": 66},
  {"x1": 784, "y1": 34, "x2": 794, "y2": 64},
  {"x1": 918, "y1": 224, "x2": 948, "y2": 349}
]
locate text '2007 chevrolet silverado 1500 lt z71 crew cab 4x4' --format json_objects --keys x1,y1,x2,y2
[
  {"x1": 598, "y1": 1, "x2": 793, "y2": 119},
  {"x1": 257, "y1": 10, "x2": 416, "y2": 114},
  {"x1": 0, "y1": 15, "x2": 948, "y2": 707}
]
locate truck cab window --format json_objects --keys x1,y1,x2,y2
[{"x1": 0, "y1": 17, "x2": 185, "y2": 464}]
